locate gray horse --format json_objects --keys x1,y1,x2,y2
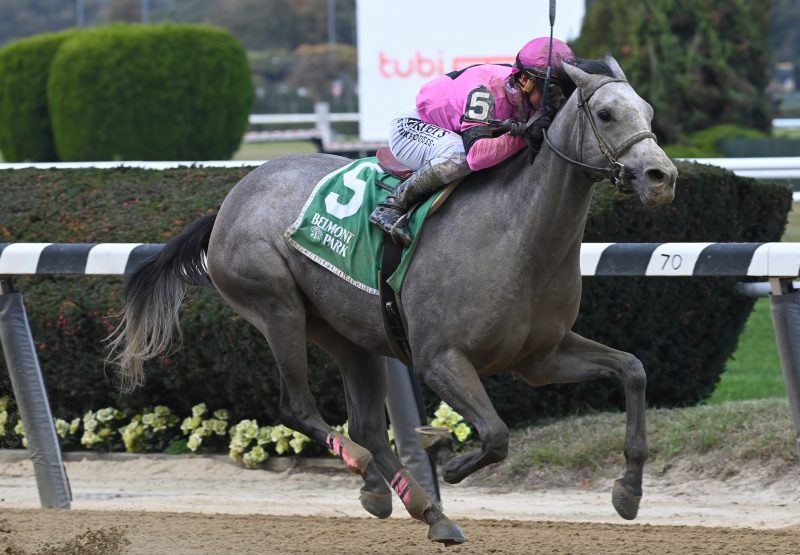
[{"x1": 109, "y1": 56, "x2": 677, "y2": 545}]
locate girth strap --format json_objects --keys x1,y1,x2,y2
[{"x1": 379, "y1": 236, "x2": 413, "y2": 366}]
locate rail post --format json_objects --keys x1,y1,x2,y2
[
  {"x1": 314, "y1": 101, "x2": 333, "y2": 147},
  {"x1": 0, "y1": 276, "x2": 72, "y2": 508},
  {"x1": 768, "y1": 277, "x2": 800, "y2": 454},
  {"x1": 385, "y1": 358, "x2": 441, "y2": 503}
]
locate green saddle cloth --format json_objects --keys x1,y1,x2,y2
[{"x1": 284, "y1": 157, "x2": 440, "y2": 295}]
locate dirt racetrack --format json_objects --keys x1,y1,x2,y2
[{"x1": 1, "y1": 454, "x2": 800, "y2": 554}]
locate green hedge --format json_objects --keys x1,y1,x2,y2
[
  {"x1": 47, "y1": 24, "x2": 253, "y2": 161},
  {"x1": 0, "y1": 162, "x2": 791, "y2": 428},
  {"x1": 663, "y1": 124, "x2": 768, "y2": 158},
  {"x1": 0, "y1": 30, "x2": 77, "y2": 162}
]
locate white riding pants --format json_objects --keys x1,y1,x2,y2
[{"x1": 388, "y1": 111, "x2": 465, "y2": 171}]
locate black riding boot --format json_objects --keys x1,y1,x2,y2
[
  {"x1": 369, "y1": 162, "x2": 451, "y2": 247},
  {"x1": 369, "y1": 198, "x2": 412, "y2": 246}
]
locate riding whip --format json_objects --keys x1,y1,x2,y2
[
  {"x1": 519, "y1": 0, "x2": 557, "y2": 163},
  {"x1": 490, "y1": 0, "x2": 558, "y2": 147},
  {"x1": 542, "y1": 0, "x2": 556, "y2": 116}
]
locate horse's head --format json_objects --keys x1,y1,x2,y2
[{"x1": 551, "y1": 56, "x2": 677, "y2": 207}]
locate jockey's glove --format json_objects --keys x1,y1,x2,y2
[
  {"x1": 524, "y1": 115, "x2": 552, "y2": 165},
  {"x1": 546, "y1": 84, "x2": 566, "y2": 112},
  {"x1": 526, "y1": 115, "x2": 552, "y2": 143},
  {"x1": 501, "y1": 119, "x2": 528, "y2": 137}
]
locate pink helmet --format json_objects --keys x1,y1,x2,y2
[{"x1": 513, "y1": 37, "x2": 575, "y2": 79}]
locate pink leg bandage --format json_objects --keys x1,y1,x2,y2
[
  {"x1": 326, "y1": 432, "x2": 372, "y2": 474},
  {"x1": 391, "y1": 469, "x2": 431, "y2": 520}
]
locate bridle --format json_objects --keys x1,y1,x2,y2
[{"x1": 542, "y1": 77, "x2": 657, "y2": 193}]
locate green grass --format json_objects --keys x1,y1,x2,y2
[
  {"x1": 478, "y1": 398, "x2": 797, "y2": 487},
  {"x1": 709, "y1": 203, "x2": 798, "y2": 402},
  {"x1": 232, "y1": 140, "x2": 317, "y2": 160},
  {"x1": 782, "y1": 202, "x2": 800, "y2": 242},
  {"x1": 710, "y1": 299, "x2": 787, "y2": 403},
  {"x1": 774, "y1": 128, "x2": 800, "y2": 139}
]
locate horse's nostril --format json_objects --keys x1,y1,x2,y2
[{"x1": 645, "y1": 168, "x2": 667, "y2": 186}]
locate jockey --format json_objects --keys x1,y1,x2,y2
[{"x1": 370, "y1": 37, "x2": 576, "y2": 247}]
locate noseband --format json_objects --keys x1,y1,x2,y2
[{"x1": 543, "y1": 77, "x2": 656, "y2": 193}]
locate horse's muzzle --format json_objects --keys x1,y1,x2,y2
[{"x1": 639, "y1": 163, "x2": 677, "y2": 207}]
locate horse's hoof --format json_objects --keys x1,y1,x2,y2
[
  {"x1": 359, "y1": 490, "x2": 392, "y2": 519},
  {"x1": 415, "y1": 426, "x2": 453, "y2": 450},
  {"x1": 612, "y1": 478, "x2": 641, "y2": 520},
  {"x1": 442, "y1": 458, "x2": 468, "y2": 484},
  {"x1": 427, "y1": 518, "x2": 466, "y2": 546},
  {"x1": 416, "y1": 426, "x2": 455, "y2": 466}
]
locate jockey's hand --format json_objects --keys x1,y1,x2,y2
[
  {"x1": 501, "y1": 119, "x2": 527, "y2": 137},
  {"x1": 526, "y1": 115, "x2": 552, "y2": 143},
  {"x1": 545, "y1": 84, "x2": 565, "y2": 112},
  {"x1": 524, "y1": 115, "x2": 552, "y2": 165}
]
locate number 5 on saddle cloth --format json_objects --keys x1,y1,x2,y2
[{"x1": 284, "y1": 149, "x2": 462, "y2": 363}]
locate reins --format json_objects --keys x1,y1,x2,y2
[{"x1": 543, "y1": 77, "x2": 656, "y2": 193}]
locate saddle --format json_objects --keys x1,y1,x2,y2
[
  {"x1": 376, "y1": 146, "x2": 413, "y2": 180},
  {"x1": 375, "y1": 147, "x2": 461, "y2": 216}
]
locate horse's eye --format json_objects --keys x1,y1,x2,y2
[{"x1": 597, "y1": 109, "x2": 612, "y2": 122}]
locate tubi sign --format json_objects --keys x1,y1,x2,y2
[{"x1": 356, "y1": 0, "x2": 586, "y2": 142}]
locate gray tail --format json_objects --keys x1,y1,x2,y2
[{"x1": 106, "y1": 213, "x2": 217, "y2": 391}]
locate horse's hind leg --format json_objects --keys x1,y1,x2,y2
[
  {"x1": 309, "y1": 323, "x2": 393, "y2": 518},
  {"x1": 211, "y1": 263, "x2": 373, "y2": 478},
  {"x1": 310, "y1": 324, "x2": 465, "y2": 545},
  {"x1": 517, "y1": 331, "x2": 648, "y2": 520}
]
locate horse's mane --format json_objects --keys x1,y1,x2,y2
[
  {"x1": 572, "y1": 57, "x2": 615, "y2": 77},
  {"x1": 561, "y1": 57, "x2": 615, "y2": 99}
]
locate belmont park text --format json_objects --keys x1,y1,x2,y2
[{"x1": 310, "y1": 212, "x2": 355, "y2": 257}]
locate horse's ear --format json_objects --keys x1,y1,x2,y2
[
  {"x1": 603, "y1": 54, "x2": 627, "y2": 80},
  {"x1": 561, "y1": 61, "x2": 592, "y2": 91}
]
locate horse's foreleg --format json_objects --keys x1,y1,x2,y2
[
  {"x1": 517, "y1": 331, "x2": 648, "y2": 520},
  {"x1": 421, "y1": 349, "x2": 509, "y2": 484}
]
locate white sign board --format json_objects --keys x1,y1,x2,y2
[{"x1": 356, "y1": 0, "x2": 586, "y2": 142}]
